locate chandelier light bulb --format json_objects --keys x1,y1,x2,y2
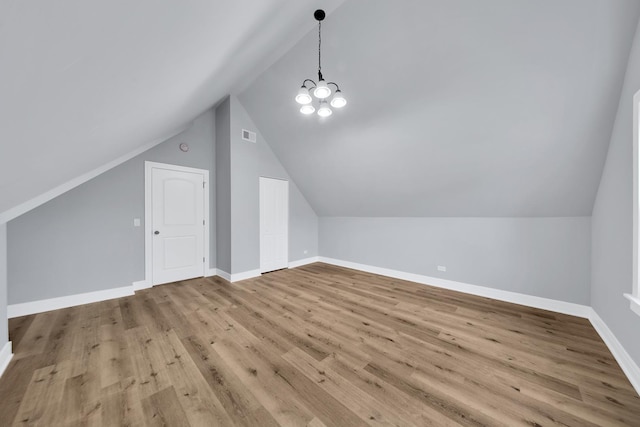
[
  {"x1": 295, "y1": 87, "x2": 312, "y2": 105},
  {"x1": 314, "y1": 80, "x2": 332, "y2": 99},
  {"x1": 330, "y1": 90, "x2": 347, "y2": 108},
  {"x1": 300, "y1": 104, "x2": 316, "y2": 115},
  {"x1": 317, "y1": 101, "x2": 332, "y2": 117}
]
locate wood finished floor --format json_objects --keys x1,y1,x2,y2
[{"x1": 1, "y1": 263, "x2": 639, "y2": 426}]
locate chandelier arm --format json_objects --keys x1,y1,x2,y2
[
  {"x1": 327, "y1": 82, "x2": 341, "y2": 91},
  {"x1": 302, "y1": 79, "x2": 317, "y2": 89}
]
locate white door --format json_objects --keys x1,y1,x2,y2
[
  {"x1": 260, "y1": 177, "x2": 289, "y2": 273},
  {"x1": 151, "y1": 167, "x2": 205, "y2": 285}
]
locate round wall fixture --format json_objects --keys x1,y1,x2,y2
[{"x1": 179, "y1": 143, "x2": 189, "y2": 152}]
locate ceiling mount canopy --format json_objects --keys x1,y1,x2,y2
[{"x1": 295, "y1": 9, "x2": 346, "y2": 117}]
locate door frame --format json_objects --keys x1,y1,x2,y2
[
  {"x1": 144, "y1": 161, "x2": 210, "y2": 287},
  {"x1": 259, "y1": 176, "x2": 289, "y2": 274}
]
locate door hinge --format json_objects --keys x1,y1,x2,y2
[
  {"x1": 203, "y1": 220, "x2": 205, "y2": 225},
  {"x1": 203, "y1": 182, "x2": 205, "y2": 188},
  {"x1": 203, "y1": 257, "x2": 205, "y2": 263}
]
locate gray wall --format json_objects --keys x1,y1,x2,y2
[
  {"x1": 215, "y1": 98, "x2": 232, "y2": 274},
  {"x1": 8, "y1": 109, "x2": 216, "y2": 304},
  {"x1": 230, "y1": 96, "x2": 318, "y2": 274},
  {"x1": 592, "y1": 20, "x2": 640, "y2": 364},
  {"x1": 320, "y1": 217, "x2": 591, "y2": 305},
  {"x1": 0, "y1": 224, "x2": 8, "y2": 346}
]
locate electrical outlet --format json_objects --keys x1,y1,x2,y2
[
  {"x1": 437, "y1": 265, "x2": 447, "y2": 272},
  {"x1": 303, "y1": 250, "x2": 308, "y2": 255},
  {"x1": 133, "y1": 218, "x2": 141, "y2": 227}
]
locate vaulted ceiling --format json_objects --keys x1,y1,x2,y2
[
  {"x1": 0, "y1": 0, "x2": 344, "y2": 219},
  {"x1": 239, "y1": 0, "x2": 640, "y2": 216},
  {"x1": 2, "y1": 0, "x2": 639, "y2": 220}
]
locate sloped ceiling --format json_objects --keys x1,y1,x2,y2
[
  {"x1": 0, "y1": 0, "x2": 344, "y2": 220},
  {"x1": 239, "y1": 0, "x2": 640, "y2": 217}
]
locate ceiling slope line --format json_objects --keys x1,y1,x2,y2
[{"x1": 0, "y1": 123, "x2": 191, "y2": 225}]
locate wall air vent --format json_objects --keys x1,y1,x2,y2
[{"x1": 242, "y1": 129, "x2": 257, "y2": 143}]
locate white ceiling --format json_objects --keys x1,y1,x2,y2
[
  {"x1": 0, "y1": 0, "x2": 344, "y2": 219},
  {"x1": 239, "y1": 0, "x2": 640, "y2": 217}
]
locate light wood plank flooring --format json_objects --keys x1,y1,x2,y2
[{"x1": 1, "y1": 263, "x2": 639, "y2": 426}]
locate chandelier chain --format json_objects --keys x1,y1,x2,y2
[{"x1": 318, "y1": 21, "x2": 322, "y2": 78}]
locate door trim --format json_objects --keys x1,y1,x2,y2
[{"x1": 144, "y1": 161, "x2": 210, "y2": 287}]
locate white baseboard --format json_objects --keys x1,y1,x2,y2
[
  {"x1": 214, "y1": 258, "x2": 318, "y2": 283},
  {"x1": 132, "y1": 279, "x2": 151, "y2": 291},
  {"x1": 8, "y1": 286, "x2": 134, "y2": 318},
  {"x1": 231, "y1": 269, "x2": 261, "y2": 282},
  {"x1": 0, "y1": 341, "x2": 13, "y2": 379},
  {"x1": 624, "y1": 293, "x2": 640, "y2": 317},
  {"x1": 216, "y1": 258, "x2": 318, "y2": 282},
  {"x1": 218, "y1": 258, "x2": 318, "y2": 283},
  {"x1": 588, "y1": 309, "x2": 640, "y2": 394},
  {"x1": 134, "y1": 268, "x2": 217, "y2": 290},
  {"x1": 216, "y1": 269, "x2": 231, "y2": 282},
  {"x1": 214, "y1": 269, "x2": 261, "y2": 283},
  {"x1": 289, "y1": 256, "x2": 320, "y2": 269},
  {"x1": 318, "y1": 257, "x2": 591, "y2": 318}
]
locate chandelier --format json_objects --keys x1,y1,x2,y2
[{"x1": 295, "y1": 9, "x2": 346, "y2": 117}]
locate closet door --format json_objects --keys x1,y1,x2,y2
[{"x1": 259, "y1": 177, "x2": 289, "y2": 273}]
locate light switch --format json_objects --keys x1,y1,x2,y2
[{"x1": 133, "y1": 218, "x2": 141, "y2": 227}]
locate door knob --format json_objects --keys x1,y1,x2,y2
[{"x1": 154, "y1": 231, "x2": 160, "y2": 235}]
